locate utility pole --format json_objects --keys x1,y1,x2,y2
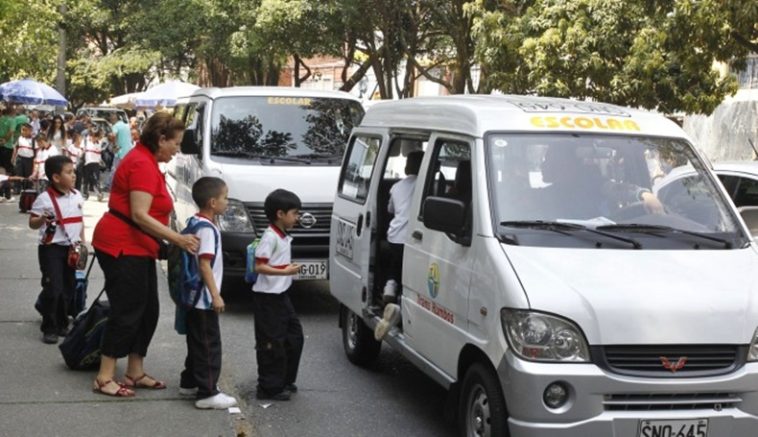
[{"x1": 55, "y1": 3, "x2": 67, "y2": 111}]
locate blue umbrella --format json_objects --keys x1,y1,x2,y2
[
  {"x1": 135, "y1": 80, "x2": 199, "y2": 108},
  {"x1": 0, "y1": 79, "x2": 68, "y2": 106}
]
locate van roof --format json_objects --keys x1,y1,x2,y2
[
  {"x1": 359, "y1": 95, "x2": 687, "y2": 139},
  {"x1": 183, "y1": 86, "x2": 360, "y2": 102}
]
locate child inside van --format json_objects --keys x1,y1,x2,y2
[
  {"x1": 252, "y1": 189, "x2": 303, "y2": 401},
  {"x1": 179, "y1": 176, "x2": 238, "y2": 410},
  {"x1": 375, "y1": 150, "x2": 424, "y2": 340},
  {"x1": 28, "y1": 155, "x2": 84, "y2": 344}
]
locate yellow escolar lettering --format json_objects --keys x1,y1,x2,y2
[{"x1": 529, "y1": 116, "x2": 640, "y2": 132}]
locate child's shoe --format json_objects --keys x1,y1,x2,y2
[
  {"x1": 195, "y1": 392, "x2": 237, "y2": 409},
  {"x1": 42, "y1": 333, "x2": 58, "y2": 344},
  {"x1": 382, "y1": 279, "x2": 398, "y2": 304},
  {"x1": 374, "y1": 303, "x2": 401, "y2": 340}
]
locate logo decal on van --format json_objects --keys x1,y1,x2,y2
[
  {"x1": 427, "y1": 263, "x2": 440, "y2": 298},
  {"x1": 660, "y1": 356, "x2": 688, "y2": 373},
  {"x1": 299, "y1": 212, "x2": 317, "y2": 229}
]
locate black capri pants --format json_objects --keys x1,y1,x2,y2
[{"x1": 96, "y1": 251, "x2": 159, "y2": 358}]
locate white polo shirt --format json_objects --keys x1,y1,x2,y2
[
  {"x1": 84, "y1": 137, "x2": 101, "y2": 165},
  {"x1": 30, "y1": 188, "x2": 84, "y2": 246},
  {"x1": 193, "y1": 214, "x2": 223, "y2": 310},
  {"x1": 252, "y1": 225, "x2": 294, "y2": 294},
  {"x1": 16, "y1": 136, "x2": 35, "y2": 158},
  {"x1": 387, "y1": 175, "x2": 418, "y2": 244},
  {"x1": 66, "y1": 143, "x2": 82, "y2": 165}
]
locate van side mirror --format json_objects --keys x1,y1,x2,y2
[
  {"x1": 738, "y1": 206, "x2": 758, "y2": 238},
  {"x1": 180, "y1": 129, "x2": 198, "y2": 154},
  {"x1": 423, "y1": 196, "x2": 466, "y2": 236}
]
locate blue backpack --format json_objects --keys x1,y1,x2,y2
[
  {"x1": 244, "y1": 230, "x2": 277, "y2": 284},
  {"x1": 167, "y1": 217, "x2": 219, "y2": 308}
]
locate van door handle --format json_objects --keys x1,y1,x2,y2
[
  {"x1": 356, "y1": 214, "x2": 364, "y2": 236},
  {"x1": 411, "y1": 230, "x2": 423, "y2": 241}
]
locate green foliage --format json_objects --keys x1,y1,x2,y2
[
  {"x1": 0, "y1": 0, "x2": 59, "y2": 83},
  {"x1": 470, "y1": 0, "x2": 753, "y2": 114}
]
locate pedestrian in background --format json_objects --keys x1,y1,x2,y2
[
  {"x1": 90, "y1": 112, "x2": 198, "y2": 398},
  {"x1": 82, "y1": 127, "x2": 103, "y2": 201},
  {"x1": 105, "y1": 112, "x2": 131, "y2": 191},
  {"x1": 251, "y1": 189, "x2": 304, "y2": 401},
  {"x1": 47, "y1": 115, "x2": 67, "y2": 152},
  {"x1": 0, "y1": 105, "x2": 17, "y2": 201},
  {"x1": 65, "y1": 130, "x2": 84, "y2": 191},
  {"x1": 12, "y1": 123, "x2": 35, "y2": 190},
  {"x1": 28, "y1": 155, "x2": 84, "y2": 344}
]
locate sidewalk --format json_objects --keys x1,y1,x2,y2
[{"x1": 0, "y1": 197, "x2": 244, "y2": 437}]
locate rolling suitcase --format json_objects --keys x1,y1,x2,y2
[{"x1": 19, "y1": 181, "x2": 39, "y2": 213}]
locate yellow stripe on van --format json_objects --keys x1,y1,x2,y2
[{"x1": 530, "y1": 116, "x2": 640, "y2": 132}]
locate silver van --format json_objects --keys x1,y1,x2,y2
[{"x1": 329, "y1": 95, "x2": 758, "y2": 436}]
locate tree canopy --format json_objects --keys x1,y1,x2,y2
[{"x1": 0, "y1": 0, "x2": 756, "y2": 114}]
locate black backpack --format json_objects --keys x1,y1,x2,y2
[{"x1": 59, "y1": 288, "x2": 109, "y2": 370}]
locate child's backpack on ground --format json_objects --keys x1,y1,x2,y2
[
  {"x1": 19, "y1": 180, "x2": 39, "y2": 213},
  {"x1": 167, "y1": 216, "x2": 219, "y2": 309},
  {"x1": 59, "y1": 287, "x2": 109, "y2": 370}
]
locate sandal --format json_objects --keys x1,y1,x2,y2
[
  {"x1": 123, "y1": 373, "x2": 167, "y2": 390},
  {"x1": 92, "y1": 379, "x2": 135, "y2": 397}
]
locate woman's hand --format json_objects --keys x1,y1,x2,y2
[{"x1": 175, "y1": 234, "x2": 199, "y2": 254}]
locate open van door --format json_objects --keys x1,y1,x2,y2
[{"x1": 330, "y1": 131, "x2": 385, "y2": 315}]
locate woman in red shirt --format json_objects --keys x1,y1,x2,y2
[{"x1": 91, "y1": 112, "x2": 198, "y2": 397}]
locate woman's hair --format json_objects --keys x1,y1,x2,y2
[
  {"x1": 46, "y1": 114, "x2": 67, "y2": 143},
  {"x1": 139, "y1": 112, "x2": 185, "y2": 153}
]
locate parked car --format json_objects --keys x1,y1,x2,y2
[{"x1": 655, "y1": 161, "x2": 758, "y2": 209}]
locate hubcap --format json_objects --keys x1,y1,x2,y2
[{"x1": 467, "y1": 384, "x2": 491, "y2": 437}]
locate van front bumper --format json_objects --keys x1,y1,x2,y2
[{"x1": 499, "y1": 351, "x2": 758, "y2": 437}]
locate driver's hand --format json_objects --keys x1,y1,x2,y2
[{"x1": 640, "y1": 192, "x2": 665, "y2": 215}]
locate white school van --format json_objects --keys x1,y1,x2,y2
[
  {"x1": 168, "y1": 87, "x2": 364, "y2": 284},
  {"x1": 329, "y1": 95, "x2": 758, "y2": 437}
]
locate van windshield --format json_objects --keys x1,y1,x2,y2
[
  {"x1": 210, "y1": 96, "x2": 364, "y2": 164},
  {"x1": 486, "y1": 133, "x2": 746, "y2": 249}
]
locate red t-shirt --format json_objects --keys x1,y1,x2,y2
[{"x1": 92, "y1": 143, "x2": 172, "y2": 258}]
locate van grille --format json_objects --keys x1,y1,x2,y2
[
  {"x1": 603, "y1": 393, "x2": 741, "y2": 411},
  {"x1": 245, "y1": 202, "x2": 332, "y2": 238},
  {"x1": 596, "y1": 345, "x2": 744, "y2": 378}
]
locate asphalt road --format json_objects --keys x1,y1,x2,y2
[{"x1": 220, "y1": 280, "x2": 457, "y2": 437}]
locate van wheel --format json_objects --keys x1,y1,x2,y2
[
  {"x1": 341, "y1": 306, "x2": 381, "y2": 366},
  {"x1": 459, "y1": 363, "x2": 509, "y2": 437}
]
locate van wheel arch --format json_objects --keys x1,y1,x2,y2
[{"x1": 456, "y1": 345, "x2": 509, "y2": 437}]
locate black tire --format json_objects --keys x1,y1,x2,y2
[
  {"x1": 341, "y1": 305, "x2": 381, "y2": 366},
  {"x1": 458, "y1": 362, "x2": 509, "y2": 437}
]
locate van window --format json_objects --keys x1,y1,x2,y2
[
  {"x1": 383, "y1": 138, "x2": 427, "y2": 179},
  {"x1": 420, "y1": 139, "x2": 471, "y2": 217},
  {"x1": 210, "y1": 96, "x2": 364, "y2": 165},
  {"x1": 338, "y1": 136, "x2": 381, "y2": 203}
]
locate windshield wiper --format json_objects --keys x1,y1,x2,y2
[
  {"x1": 294, "y1": 153, "x2": 341, "y2": 163},
  {"x1": 499, "y1": 220, "x2": 641, "y2": 249},
  {"x1": 212, "y1": 150, "x2": 255, "y2": 158},
  {"x1": 261, "y1": 155, "x2": 313, "y2": 164},
  {"x1": 596, "y1": 224, "x2": 732, "y2": 249}
]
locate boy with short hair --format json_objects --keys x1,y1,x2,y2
[
  {"x1": 28, "y1": 155, "x2": 84, "y2": 344},
  {"x1": 252, "y1": 189, "x2": 304, "y2": 401},
  {"x1": 179, "y1": 176, "x2": 238, "y2": 410}
]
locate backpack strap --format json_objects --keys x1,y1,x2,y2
[{"x1": 186, "y1": 218, "x2": 220, "y2": 268}]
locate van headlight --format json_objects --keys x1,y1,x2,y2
[
  {"x1": 502, "y1": 309, "x2": 590, "y2": 362},
  {"x1": 748, "y1": 328, "x2": 758, "y2": 361},
  {"x1": 217, "y1": 199, "x2": 254, "y2": 233}
]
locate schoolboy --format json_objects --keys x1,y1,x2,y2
[
  {"x1": 31, "y1": 134, "x2": 54, "y2": 190},
  {"x1": 12, "y1": 123, "x2": 35, "y2": 189},
  {"x1": 179, "y1": 176, "x2": 238, "y2": 410},
  {"x1": 28, "y1": 155, "x2": 84, "y2": 344},
  {"x1": 252, "y1": 189, "x2": 303, "y2": 401}
]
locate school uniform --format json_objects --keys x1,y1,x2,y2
[
  {"x1": 180, "y1": 214, "x2": 224, "y2": 399},
  {"x1": 251, "y1": 225, "x2": 304, "y2": 396},
  {"x1": 83, "y1": 137, "x2": 102, "y2": 198},
  {"x1": 15, "y1": 136, "x2": 35, "y2": 179},
  {"x1": 30, "y1": 187, "x2": 84, "y2": 335},
  {"x1": 386, "y1": 174, "x2": 417, "y2": 288},
  {"x1": 66, "y1": 143, "x2": 83, "y2": 190}
]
